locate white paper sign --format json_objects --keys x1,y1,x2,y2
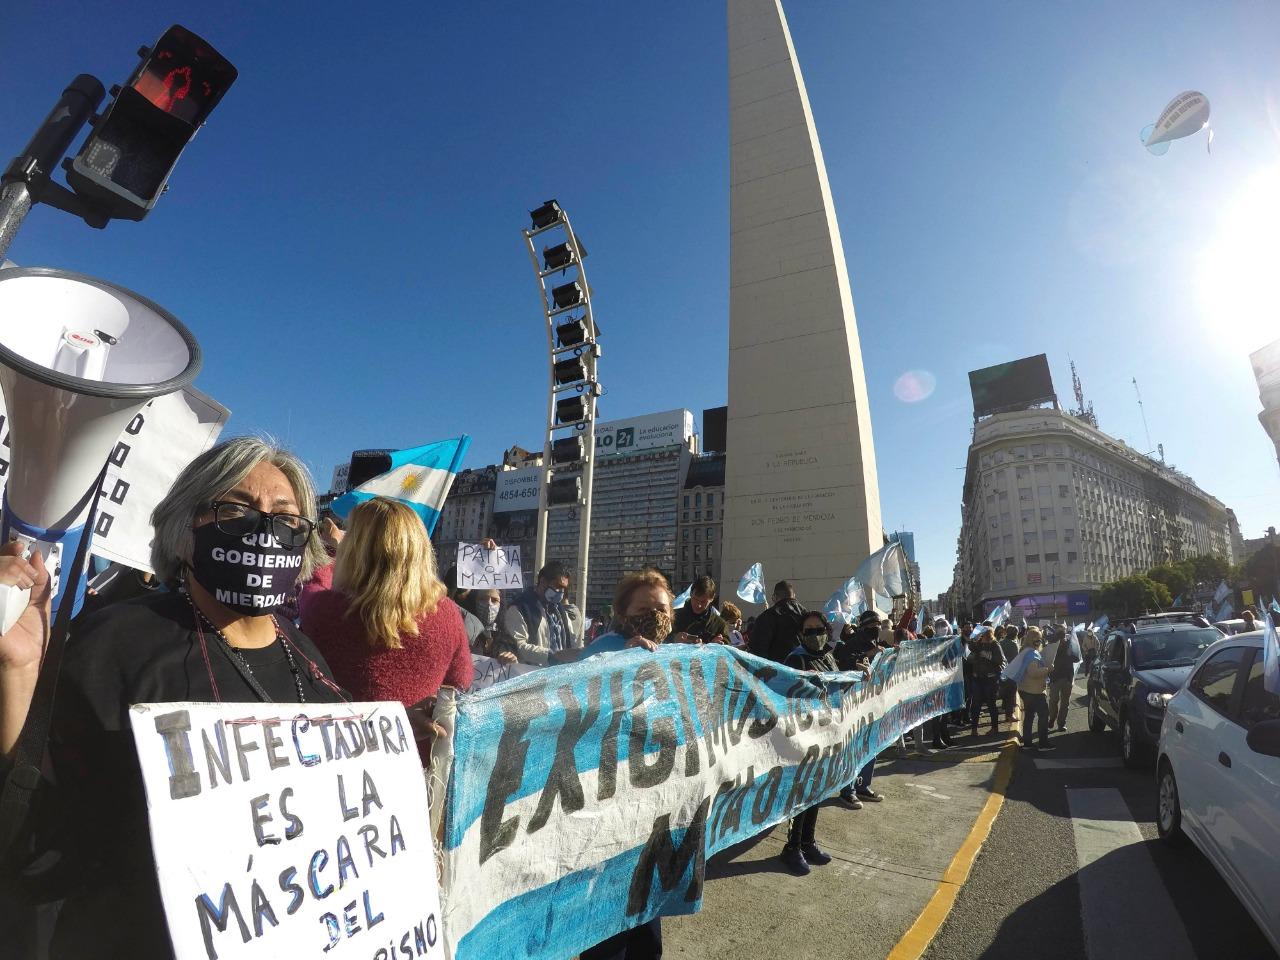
[
  {"x1": 455, "y1": 543, "x2": 523, "y2": 590},
  {"x1": 469, "y1": 654, "x2": 538, "y2": 692},
  {"x1": 0, "y1": 386, "x2": 228, "y2": 574},
  {"x1": 128, "y1": 701, "x2": 443, "y2": 960}
]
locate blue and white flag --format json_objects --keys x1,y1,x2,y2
[
  {"x1": 1217, "y1": 600, "x2": 1234, "y2": 622},
  {"x1": 1171, "y1": 594, "x2": 1183, "y2": 607},
  {"x1": 1213, "y1": 580, "x2": 1230, "y2": 605},
  {"x1": 736, "y1": 562, "x2": 766, "y2": 605},
  {"x1": 1094, "y1": 615, "x2": 1109, "y2": 634},
  {"x1": 438, "y1": 639, "x2": 965, "y2": 960},
  {"x1": 1270, "y1": 597, "x2": 1280, "y2": 616},
  {"x1": 853, "y1": 540, "x2": 910, "y2": 601},
  {"x1": 973, "y1": 600, "x2": 1012, "y2": 638},
  {"x1": 672, "y1": 583, "x2": 693, "y2": 610},
  {"x1": 914, "y1": 606, "x2": 927, "y2": 634},
  {"x1": 1263, "y1": 612, "x2": 1279, "y2": 696},
  {"x1": 330, "y1": 435, "x2": 471, "y2": 535}
]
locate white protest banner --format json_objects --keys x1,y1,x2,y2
[
  {"x1": 0, "y1": 387, "x2": 228, "y2": 574},
  {"x1": 469, "y1": 654, "x2": 538, "y2": 692},
  {"x1": 455, "y1": 542, "x2": 523, "y2": 590},
  {"x1": 128, "y1": 701, "x2": 442, "y2": 960},
  {"x1": 439, "y1": 637, "x2": 964, "y2": 959}
]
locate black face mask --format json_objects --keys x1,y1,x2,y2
[{"x1": 189, "y1": 522, "x2": 306, "y2": 617}]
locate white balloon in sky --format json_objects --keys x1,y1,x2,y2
[{"x1": 1141, "y1": 91, "x2": 1210, "y2": 155}]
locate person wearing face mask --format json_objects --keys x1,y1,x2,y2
[
  {"x1": 777, "y1": 611, "x2": 843, "y2": 874},
  {"x1": 500, "y1": 561, "x2": 585, "y2": 666},
  {"x1": 670, "y1": 575, "x2": 728, "y2": 644},
  {"x1": 575, "y1": 570, "x2": 668, "y2": 960},
  {"x1": 0, "y1": 438, "x2": 344, "y2": 959},
  {"x1": 457, "y1": 588, "x2": 516, "y2": 663},
  {"x1": 835, "y1": 609, "x2": 889, "y2": 808},
  {"x1": 299, "y1": 497, "x2": 473, "y2": 735}
]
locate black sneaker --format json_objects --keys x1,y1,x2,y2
[
  {"x1": 801, "y1": 843, "x2": 832, "y2": 866},
  {"x1": 780, "y1": 846, "x2": 810, "y2": 876},
  {"x1": 856, "y1": 789, "x2": 884, "y2": 803},
  {"x1": 838, "y1": 788, "x2": 863, "y2": 810}
]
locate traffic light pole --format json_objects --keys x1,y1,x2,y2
[{"x1": 0, "y1": 75, "x2": 106, "y2": 262}]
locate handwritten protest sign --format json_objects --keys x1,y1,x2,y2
[
  {"x1": 455, "y1": 543, "x2": 523, "y2": 590},
  {"x1": 438, "y1": 636, "x2": 963, "y2": 959},
  {"x1": 470, "y1": 654, "x2": 538, "y2": 692},
  {"x1": 128, "y1": 701, "x2": 443, "y2": 960}
]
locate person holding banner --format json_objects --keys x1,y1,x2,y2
[
  {"x1": 299, "y1": 497, "x2": 473, "y2": 741},
  {"x1": 671, "y1": 575, "x2": 729, "y2": 644},
  {"x1": 779, "y1": 610, "x2": 848, "y2": 874},
  {"x1": 16, "y1": 438, "x2": 344, "y2": 958}
]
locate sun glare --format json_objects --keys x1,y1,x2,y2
[{"x1": 1197, "y1": 167, "x2": 1280, "y2": 351}]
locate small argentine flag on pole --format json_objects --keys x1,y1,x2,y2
[
  {"x1": 330, "y1": 435, "x2": 471, "y2": 536},
  {"x1": 1263, "y1": 610, "x2": 1279, "y2": 696}
]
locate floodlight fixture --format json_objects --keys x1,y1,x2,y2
[
  {"x1": 548, "y1": 476, "x2": 581, "y2": 506},
  {"x1": 551, "y1": 281, "x2": 583, "y2": 310},
  {"x1": 556, "y1": 395, "x2": 587, "y2": 424},
  {"x1": 556, "y1": 318, "x2": 588, "y2": 348},
  {"x1": 529, "y1": 200, "x2": 562, "y2": 230},
  {"x1": 551, "y1": 436, "x2": 585, "y2": 465},
  {"x1": 553, "y1": 356, "x2": 586, "y2": 385}
]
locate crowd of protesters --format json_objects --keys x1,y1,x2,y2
[{"x1": 0, "y1": 435, "x2": 1105, "y2": 960}]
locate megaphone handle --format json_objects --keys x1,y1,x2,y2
[{"x1": 0, "y1": 581, "x2": 32, "y2": 634}]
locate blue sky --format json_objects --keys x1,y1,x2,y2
[{"x1": 2, "y1": 1, "x2": 1277, "y2": 597}]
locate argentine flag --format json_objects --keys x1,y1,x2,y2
[
  {"x1": 1263, "y1": 612, "x2": 1279, "y2": 696},
  {"x1": 330, "y1": 435, "x2": 471, "y2": 535},
  {"x1": 672, "y1": 583, "x2": 693, "y2": 610},
  {"x1": 737, "y1": 562, "x2": 766, "y2": 605}
]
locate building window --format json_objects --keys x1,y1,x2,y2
[
  {"x1": 1019, "y1": 487, "x2": 1033, "y2": 501},
  {"x1": 683, "y1": 496, "x2": 689, "y2": 508},
  {"x1": 694, "y1": 546, "x2": 701, "y2": 560},
  {"x1": 1044, "y1": 552, "x2": 1059, "y2": 562},
  {"x1": 1037, "y1": 485, "x2": 1051, "y2": 499},
  {"x1": 707, "y1": 493, "x2": 715, "y2": 507},
  {"x1": 1067, "y1": 551, "x2": 1077, "y2": 563},
  {"x1": 694, "y1": 528, "x2": 701, "y2": 540},
  {"x1": 682, "y1": 511, "x2": 689, "y2": 521},
  {"x1": 705, "y1": 527, "x2": 715, "y2": 540},
  {"x1": 1030, "y1": 444, "x2": 1045, "y2": 457},
  {"x1": 1059, "y1": 485, "x2": 1070, "y2": 498},
  {"x1": 682, "y1": 529, "x2": 689, "y2": 541},
  {"x1": 695, "y1": 493, "x2": 702, "y2": 507},
  {"x1": 1005, "y1": 556, "x2": 1016, "y2": 568},
  {"x1": 694, "y1": 510, "x2": 702, "y2": 520},
  {"x1": 1026, "y1": 554, "x2": 1040, "y2": 563},
  {"x1": 1016, "y1": 467, "x2": 1029, "y2": 480}
]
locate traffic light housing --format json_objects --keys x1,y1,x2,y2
[{"x1": 66, "y1": 25, "x2": 236, "y2": 221}]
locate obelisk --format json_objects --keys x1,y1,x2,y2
[{"x1": 721, "y1": 0, "x2": 882, "y2": 609}]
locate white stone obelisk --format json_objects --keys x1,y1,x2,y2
[{"x1": 721, "y1": 0, "x2": 882, "y2": 610}]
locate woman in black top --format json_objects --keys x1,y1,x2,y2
[{"x1": 1, "y1": 437, "x2": 345, "y2": 959}]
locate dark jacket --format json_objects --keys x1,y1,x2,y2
[
  {"x1": 1050, "y1": 635, "x2": 1082, "y2": 680},
  {"x1": 836, "y1": 629, "x2": 886, "y2": 672},
  {"x1": 785, "y1": 643, "x2": 839, "y2": 674},
  {"x1": 749, "y1": 598, "x2": 809, "y2": 663},
  {"x1": 968, "y1": 637, "x2": 1007, "y2": 679},
  {"x1": 672, "y1": 604, "x2": 728, "y2": 643}
]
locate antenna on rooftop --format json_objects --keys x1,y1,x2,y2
[
  {"x1": 1068, "y1": 358, "x2": 1097, "y2": 427},
  {"x1": 1132, "y1": 377, "x2": 1155, "y2": 455}
]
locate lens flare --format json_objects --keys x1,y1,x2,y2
[{"x1": 893, "y1": 369, "x2": 937, "y2": 403}]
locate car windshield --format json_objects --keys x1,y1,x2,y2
[{"x1": 1131, "y1": 628, "x2": 1220, "y2": 670}]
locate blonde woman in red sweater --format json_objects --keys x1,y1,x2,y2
[{"x1": 299, "y1": 498, "x2": 473, "y2": 725}]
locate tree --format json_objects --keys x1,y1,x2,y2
[
  {"x1": 1096, "y1": 576, "x2": 1173, "y2": 617},
  {"x1": 1238, "y1": 543, "x2": 1280, "y2": 600},
  {"x1": 1148, "y1": 564, "x2": 1192, "y2": 599},
  {"x1": 1186, "y1": 554, "x2": 1232, "y2": 585}
]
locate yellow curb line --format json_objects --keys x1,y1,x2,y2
[{"x1": 885, "y1": 743, "x2": 1018, "y2": 960}]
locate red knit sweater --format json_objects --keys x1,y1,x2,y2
[{"x1": 298, "y1": 564, "x2": 473, "y2": 707}]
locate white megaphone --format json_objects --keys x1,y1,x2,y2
[{"x1": 0, "y1": 267, "x2": 200, "y2": 630}]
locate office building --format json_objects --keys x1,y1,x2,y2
[
  {"x1": 954, "y1": 405, "x2": 1236, "y2": 620},
  {"x1": 675, "y1": 453, "x2": 726, "y2": 591}
]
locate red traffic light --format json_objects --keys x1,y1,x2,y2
[{"x1": 66, "y1": 25, "x2": 236, "y2": 221}]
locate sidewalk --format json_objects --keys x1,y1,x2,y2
[{"x1": 665, "y1": 730, "x2": 1014, "y2": 960}]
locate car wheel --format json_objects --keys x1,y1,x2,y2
[
  {"x1": 1088, "y1": 692, "x2": 1106, "y2": 734},
  {"x1": 1119, "y1": 712, "x2": 1145, "y2": 768},
  {"x1": 1157, "y1": 761, "x2": 1186, "y2": 845}
]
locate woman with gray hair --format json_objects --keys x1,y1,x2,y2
[{"x1": 1, "y1": 436, "x2": 344, "y2": 959}]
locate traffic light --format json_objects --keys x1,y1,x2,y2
[{"x1": 65, "y1": 25, "x2": 236, "y2": 221}]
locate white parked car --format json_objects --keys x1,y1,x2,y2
[{"x1": 1156, "y1": 631, "x2": 1280, "y2": 954}]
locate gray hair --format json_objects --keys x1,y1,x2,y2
[{"x1": 150, "y1": 436, "x2": 326, "y2": 584}]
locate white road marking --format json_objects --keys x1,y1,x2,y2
[
  {"x1": 1034, "y1": 757, "x2": 1123, "y2": 770},
  {"x1": 905, "y1": 782, "x2": 952, "y2": 800},
  {"x1": 1067, "y1": 787, "x2": 1196, "y2": 960}
]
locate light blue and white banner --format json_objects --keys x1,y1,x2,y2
[
  {"x1": 330, "y1": 435, "x2": 471, "y2": 535},
  {"x1": 438, "y1": 637, "x2": 964, "y2": 960}
]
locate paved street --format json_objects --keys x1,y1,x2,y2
[{"x1": 667, "y1": 677, "x2": 1278, "y2": 960}]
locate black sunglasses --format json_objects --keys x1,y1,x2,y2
[{"x1": 208, "y1": 500, "x2": 315, "y2": 548}]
